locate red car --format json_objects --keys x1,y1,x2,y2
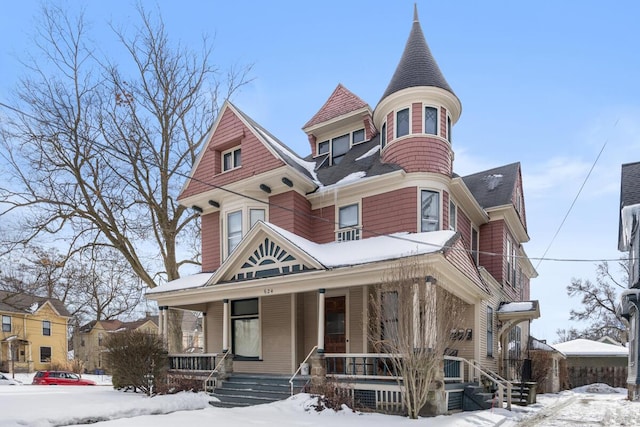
[{"x1": 32, "y1": 371, "x2": 96, "y2": 386}]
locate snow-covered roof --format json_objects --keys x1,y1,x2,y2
[
  {"x1": 147, "y1": 272, "x2": 215, "y2": 295},
  {"x1": 553, "y1": 338, "x2": 628, "y2": 357},
  {"x1": 498, "y1": 301, "x2": 534, "y2": 313},
  {"x1": 148, "y1": 224, "x2": 456, "y2": 295}
]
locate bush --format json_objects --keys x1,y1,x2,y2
[
  {"x1": 104, "y1": 330, "x2": 167, "y2": 395},
  {"x1": 309, "y1": 380, "x2": 354, "y2": 412}
]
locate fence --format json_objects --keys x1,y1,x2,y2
[{"x1": 567, "y1": 366, "x2": 627, "y2": 388}]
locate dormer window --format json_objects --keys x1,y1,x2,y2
[
  {"x1": 396, "y1": 108, "x2": 410, "y2": 137},
  {"x1": 425, "y1": 106, "x2": 438, "y2": 135},
  {"x1": 317, "y1": 129, "x2": 366, "y2": 166},
  {"x1": 222, "y1": 147, "x2": 241, "y2": 171}
]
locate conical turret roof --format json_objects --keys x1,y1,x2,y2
[{"x1": 380, "y1": 5, "x2": 455, "y2": 101}]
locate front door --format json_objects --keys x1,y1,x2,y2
[{"x1": 325, "y1": 296, "x2": 346, "y2": 373}]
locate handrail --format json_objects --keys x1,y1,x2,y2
[
  {"x1": 447, "y1": 356, "x2": 512, "y2": 411},
  {"x1": 202, "y1": 351, "x2": 229, "y2": 392},
  {"x1": 289, "y1": 345, "x2": 317, "y2": 396}
]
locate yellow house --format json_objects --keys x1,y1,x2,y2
[
  {"x1": 0, "y1": 290, "x2": 71, "y2": 373},
  {"x1": 73, "y1": 314, "x2": 158, "y2": 374}
]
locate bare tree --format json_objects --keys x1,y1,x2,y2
[
  {"x1": 561, "y1": 260, "x2": 628, "y2": 343},
  {"x1": 368, "y1": 256, "x2": 466, "y2": 418},
  {"x1": 0, "y1": 5, "x2": 252, "y2": 351}
]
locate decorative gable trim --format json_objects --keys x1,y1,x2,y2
[{"x1": 210, "y1": 221, "x2": 324, "y2": 284}]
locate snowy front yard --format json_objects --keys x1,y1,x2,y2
[{"x1": 1, "y1": 373, "x2": 637, "y2": 426}]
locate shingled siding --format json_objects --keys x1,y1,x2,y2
[
  {"x1": 479, "y1": 220, "x2": 505, "y2": 284},
  {"x1": 180, "y1": 108, "x2": 284, "y2": 199},
  {"x1": 362, "y1": 187, "x2": 417, "y2": 238},
  {"x1": 440, "y1": 107, "x2": 448, "y2": 139},
  {"x1": 269, "y1": 191, "x2": 314, "y2": 241},
  {"x1": 310, "y1": 205, "x2": 336, "y2": 244},
  {"x1": 201, "y1": 211, "x2": 221, "y2": 271},
  {"x1": 382, "y1": 137, "x2": 452, "y2": 175}
]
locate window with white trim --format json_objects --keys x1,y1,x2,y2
[
  {"x1": 352, "y1": 129, "x2": 365, "y2": 144},
  {"x1": 227, "y1": 210, "x2": 242, "y2": 254},
  {"x1": 222, "y1": 147, "x2": 241, "y2": 171},
  {"x1": 471, "y1": 227, "x2": 479, "y2": 265},
  {"x1": 40, "y1": 346, "x2": 52, "y2": 363},
  {"x1": 420, "y1": 190, "x2": 440, "y2": 232},
  {"x1": 449, "y1": 200, "x2": 457, "y2": 231},
  {"x1": 249, "y1": 209, "x2": 265, "y2": 228},
  {"x1": 506, "y1": 236, "x2": 517, "y2": 286},
  {"x1": 337, "y1": 203, "x2": 360, "y2": 241},
  {"x1": 2, "y1": 315, "x2": 10, "y2": 332},
  {"x1": 42, "y1": 320, "x2": 51, "y2": 336},
  {"x1": 447, "y1": 115, "x2": 452, "y2": 142},
  {"x1": 424, "y1": 106, "x2": 438, "y2": 135},
  {"x1": 318, "y1": 129, "x2": 367, "y2": 166},
  {"x1": 381, "y1": 291, "x2": 399, "y2": 342},
  {"x1": 396, "y1": 108, "x2": 410, "y2": 137},
  {"x1": 231, "y1": 298, "x2": 260, "y2": 359}
]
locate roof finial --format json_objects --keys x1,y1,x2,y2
[{"x1": 413, "y1": 3, "x2": 419, "y2": 22}]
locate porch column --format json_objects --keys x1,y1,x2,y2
[
  {"x1": 317, "y1": 289, "x2": 325, "y2": 353},
  {"x1": 222, "y1": 299, "x2": 229, "y2": 352},
  {"x1": 158, "y1": 306, "x2": 164, "y2": 337},
  {"x1": 202, "y1": 312, "x2": 207, "y2": 353},
  {"x1": 162, "y1": 306, "x2": 169, "y2": 348}
]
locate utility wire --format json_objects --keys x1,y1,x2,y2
[
  {"x1": 534, "y1": 120, "x2": 618, "y2": 270},
  {"x1": 0, "y1": 101, "x2": 631, "y2": 264}
]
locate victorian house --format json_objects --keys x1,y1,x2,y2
[{"x1": 147, "y1": 7, "x2": 539, "y2": 413}]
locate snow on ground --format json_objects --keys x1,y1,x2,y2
[{"x1": 1, "y1": 374, "x2": 638, "y2": 427}]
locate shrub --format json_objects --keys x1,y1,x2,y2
[
  {"x1": 309, "y1": 379, "x2": 354, "y2": 412},
  {"x1": 104, "y1": 330, "x2": 167, "y2": 395}
]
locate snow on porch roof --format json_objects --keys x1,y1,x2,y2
[
  {"x1": 148, "y1": 226, "x2": 457, "y2": 294},
  {"x1": 497, "y1": 301, "x2": 535, "y2": 313}
]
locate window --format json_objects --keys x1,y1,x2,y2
[
  {"x1": 42, "y1": 320, "x2": 51, "y2": 336},
  {"x1": 381, "y1": 291, "x2": 399, "y2": 342},
  {"x1": 227, "y1": 211, "x2": 242, "y2": 254},
  {"x1": 2, "y1": 315, "x2": 10, "y2": 332},
  {"x1": 506, "y1": 237, "x2": 517, "y2": 286},
  {"x1": 471, "y1": 227, "x2": 479, "y2": 265},
  {"x1": 249, "y1": 209, "x2": 265, "y2": 228},
  {"x1": 231, "y1": 298, "x2": 260, "y2": 359},
  {"x1": 331, "y1": 134, "x2": 350, "y2": 165},
  {"x1": 486, "y1": 307, "x2": 494, "y2": 357},
  {"x1": 508, "y1": 326, "x2": 522, "y2": 360},
  {"x1": 40, "y1": 346, "x2": 52, "y2": 363},
  {"x1": 420, "y1": 190, "x2": 440, "y2": 232},
  {"x1": 396, "y1": 108, "x2": 409, "y2": 137},
  {"x1": 447, "y1": 116, "x2": 452, "y2": 142},
  {"x1": 424, "y1": 106, "x2": 438, "y2": 135},
  {"x1": 449, "y1": 200, "x2": 457, "y2": 231},
  {"x1": 222, "y1": 147, "x2": 241, "y2": 171},
  {"x1": 98, "y1": 332, "x2": 103, "y2": 346},
  {"x1": 352, "y1": 129, "x2": 365, "y2": 144},
  {"x1": 380, "y1": 122, "x2": 387, "y2": 149},
  {"x1": 318, "y1": 140, "x2": 329, "y2": 155},
  {"x1": 337, "y1": 203, "x2": 360, "y2": 241}
]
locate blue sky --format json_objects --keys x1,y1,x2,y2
[{"x1": 2, "y1": 1, "x2": 639, "y2": 343}]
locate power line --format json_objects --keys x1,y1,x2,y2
[
  {"x1": 0, "y1": 101, "x2": 630, "y2": 265},
  {"x1": 534, "y1": 120, "x2": 617, "y2": 270}
]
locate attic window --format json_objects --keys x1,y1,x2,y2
[
  {"x1": 352, "y1": 129, "x2": 365, "y2": 144},
  {"x1": 222, "y1": 147, "x2": 241, "y2": 171}
]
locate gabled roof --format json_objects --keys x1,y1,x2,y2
[
  {"x1": 461, "y1": 162, "x2": 520, "y2": 209},
  {"x1": 303, "y1": 84, "x2": 370, "y2": 130},
  {"x1": 79, "y1": 316, "x2": 158, "y2": 333},
  {"x1": 618, "y1": 161, "x2": 640, "y2": 250},
  {"x1": 380, "y1": 5, "x2": 456, "y2": 102},
  {"x1": 0, "y1": 290, "x2": 70, "y2": 318}
]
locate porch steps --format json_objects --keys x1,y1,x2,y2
[
  {"x1": 209, "y1": 374, "x2": 309, "y2": 408},
  {"x1": 463, "y1": 385, "x2": 495, "y2": 411}
]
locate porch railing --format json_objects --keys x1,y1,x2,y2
[
  {"x1": 324, "y1": 353, "x2": 464, "y2": 382},
  {"x1": 289, "y1": 345, "x2": 317, "y2": 395},
  {"x1": 168, "y1": 353, "x2": 218, "y2": 372}
]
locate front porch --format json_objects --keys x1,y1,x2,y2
[{"x1": 167, "y1": 351, "x2": 522, "y2": 413}]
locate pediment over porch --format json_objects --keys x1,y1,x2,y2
[{"x1": 209, "y1": 221, "x2": 325, "y2": 285}]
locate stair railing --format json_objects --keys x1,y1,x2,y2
[
  {"x1": 203, "y1": 351, "x2": 230, "y2": 392},
  {"x1": 289, "y1": 345, "x2": 317, "y2": 396},
  {"x1": 447, "y1": 356, "x2": 512, "y2": 411}
]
